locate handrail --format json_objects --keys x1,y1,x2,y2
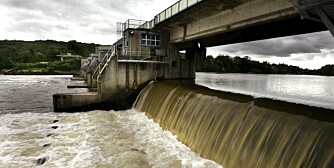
[
  {"x1": 154, "y1": 0, "x2": 204, "y2": 25},
  {"x1": 117, "y1": 54, "x2": 166, "y2": 63},
  {"x1": 98, "y1": 49, "x2": 115, "y2": 76},
  {"x1": 137, "y1": 0, "x2": 205, "y2": 29},
  {"x1": 92, "y1": 45, "x2": 115, "y2": 87},
  {"x1": 124, "y1": 19, "x2": 148, "y2": 30},
  {"x1": 125, "y1": 51, "x2": 156, "y2": 56},
  {"x1": 96, "y1": 47, "x2": 115, "y2": 92}
]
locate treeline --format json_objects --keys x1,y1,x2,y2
[
  {"x1": 12, "y1": 59, "x2": 81, "y2": 73},
  {"x1": 197, "y1": 55, "x2": 334, "y2": 76},
  {"x1": 0, "y1": 40, "x2": 97, "y2": 70}
]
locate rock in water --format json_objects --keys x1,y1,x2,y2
[
  {"x1": 42, "y1": 144, "x2": 51, "y2": 148},
  {"x1": 36, "y1": 157, "x2": 46, "y2": 165}
]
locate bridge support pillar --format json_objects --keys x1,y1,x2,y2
[{"x1": 164, "y1": 43, "x2": 206, "y2": 80}]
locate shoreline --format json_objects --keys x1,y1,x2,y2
[{"x1": 1, "y1": 70, "x2": 80, "y2": 76}]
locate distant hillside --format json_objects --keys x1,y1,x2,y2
[
  {"x1": 0, "y1": 40, "x2": 98, "y2": 69},
  {"x1": 197, "y1": 55, "x2": 334, "y2": 76}
]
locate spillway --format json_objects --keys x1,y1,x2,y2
[{"x1": 134, "y1": 81, "x2": 334, "y2": 168}]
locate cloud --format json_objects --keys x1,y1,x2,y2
[
  {"x1": 0, "y1": 0, "x2": 177, "y2": 44},
  {"x1": 1, "y1": 0, "x2": 333, "y2": 69},
  {"x1": 210, "y1": 31, "x2": 334, "y2": 57},
  {"x1": 290, "y1": 54, "x2": 316, "y2": 61}
]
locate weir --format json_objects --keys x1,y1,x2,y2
[
  {"x1": 51, "y1": 0, "x2": 334, "y2": 166},
  {"x1": 134, "y1": 82, "x2": 334, "y2": 168}
]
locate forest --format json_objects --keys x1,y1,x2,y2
[
  {"x1": 0, "y1": 40, "x2": 97, "y2": 73},
  {"x1": 197, "y1": 55, "x2": 334, "y2": 76}
]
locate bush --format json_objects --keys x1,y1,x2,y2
[{"x1": 48, "y1": 59, "x2": 81, "y2": 71}]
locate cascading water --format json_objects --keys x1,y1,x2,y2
[{"x1": 134, "y1": 81, "x2": 334, "y2": 168}]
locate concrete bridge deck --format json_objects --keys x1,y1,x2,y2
[{"x1": 153, "y1": 0, "x2": 334, "y2": 49}]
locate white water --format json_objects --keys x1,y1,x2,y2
[{"x1": 0, "y1": 110, "x2": 221, "y2": 168}]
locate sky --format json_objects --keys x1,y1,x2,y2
[{"x1": 1, "y1": 0, "x2": 334, "y2": 69}]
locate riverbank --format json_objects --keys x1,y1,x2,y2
[{"x1": 1, "y1": 69, "x2": 80, "y2": 75}]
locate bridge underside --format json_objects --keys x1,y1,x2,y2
[
  {"x1": 293, "y1": 0, "x2": 334, "y2": 37},
  {"x1": 175, "y1": 15, "x2": 327, "y2": 49},
  {"x1": 155, "y1": 0, "x2": 333, "y2": 50}
]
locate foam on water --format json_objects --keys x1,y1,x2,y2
[{"x1": 0, "y1": 110, "x2": 221, "y2": 168}]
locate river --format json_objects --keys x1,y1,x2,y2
[
  {"x1": 0, "y1": 75, "x2": 220, "y2": 167},
  {"x1": 196, "y1": 72, "x2": 334, "y2": 110},
  {"x1": 0, "y1": 73, "x2": 333, "y2": 167}
]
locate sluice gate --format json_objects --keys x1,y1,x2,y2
[{"x1": 134, "y1": 82, "x2": 334, "y2": 168}]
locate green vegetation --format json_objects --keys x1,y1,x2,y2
[
  {"x1": 0, "y1": 40, "x2": 97, "y2": 72},
  {"x1": 197, "y1": 55, "x2": 334, "y2": 76},
  {"x1": 13, "y1": 59, "x2": 81, "y2": 73}
]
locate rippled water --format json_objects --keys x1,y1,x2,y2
[
  {"x1": 0, "y1": 75, "x2": 87, "y2": 114},
  {"x1": 0, "y1": 75, "x2": 220, "y2": 167},
  {"x1": 196, "y1": 73, "x2": 334, "y2": 109}
]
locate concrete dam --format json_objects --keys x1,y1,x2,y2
[
  {"x1": 134, "y1": 81, "x2": 334, "y2": 168},
  {"x1": 53, "y1": 0, "x2": 334, "y2": 167}
]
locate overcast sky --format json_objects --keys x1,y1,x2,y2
[{"x1": 1, "y1": 0, "x2": 334, "y2": 69}]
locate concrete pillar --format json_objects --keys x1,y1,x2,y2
[
  {"x1": 164, "y1": 44, "x2": 181, "y2": 79},
  {"x1": 195, "y1": 46, "x2": 207, "y2": 69},
  {"x1": 87, "y1": 73, "x2": 92, "y2": 87},
  {"x1": 183, "y1": 46, "x2": 206, "y2": 79},
  {"x1": 164, "y1": 43, "x2": 206, "y2": 80}
]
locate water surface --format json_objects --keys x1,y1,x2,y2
[
  {"x1": 0, "y1": 75, "x2": 87, "y2": 114},
  {"x1": 0, "y1": 75, "x2": 220, "y2": 167},
  {"x1": 196, "y1": 73, "x2": 334, "y2": 109}
]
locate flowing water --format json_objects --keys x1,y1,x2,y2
[
  {"x1": 0, "y1": 75, "x2": 220, "y2": 167},
  {"x1": 1, "y1": 74, "x2": 334, "y2": 168},
  {"x1": 134, "y1": 81, "x2": 334, "y2": 168}
]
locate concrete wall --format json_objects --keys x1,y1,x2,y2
[
  {"x1": 99, "y1": 57, "x2": 157, "y2": 101},
  {"x1": 53, "y1": 92, "x2": 100, "y2": 112}
]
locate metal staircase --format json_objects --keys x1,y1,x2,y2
[{"x1": 92, "y1": 46, "x2": 115, "y2": 88}]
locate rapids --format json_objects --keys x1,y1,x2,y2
[{"x1": 0, "y1": 110, "x2": 221, "y2": 167}]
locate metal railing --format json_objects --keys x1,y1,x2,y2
[
  {"x1": 127, "y1": 0, "x2": 205, "y2": 31},
  {"x1": 92, "y1": 46, "x2": 115, "y2": 86},
  {"x1": 139, "y1": 19, "x2": 155, "y2": 29},
  {"x1": 123, "y1": 51, "x2": 155, "y2": 57},
  {"x1": 154, "y1": 0, "x2": 204, "y2": 24},
  {"x1": 124, "y1": 19, "x2": 147, "y2": 30},
  {"x1": 117, "y1": 51, "x2": 167, "y2": 63}
]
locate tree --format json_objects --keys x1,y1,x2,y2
[
  {"x1": 318, "y1": 65, "x2": 334, "y2": 75},
  {"x1": 67, "y1": 40, "x2": 84, "y2": 56}
]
